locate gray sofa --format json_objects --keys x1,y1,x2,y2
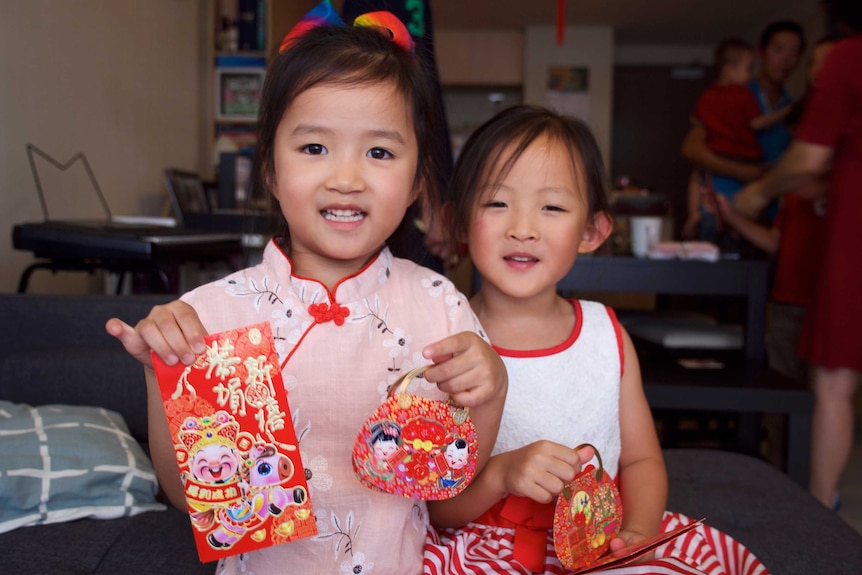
[{"x1": 1, "y1": 293, "x2": 861, "y2": 574}]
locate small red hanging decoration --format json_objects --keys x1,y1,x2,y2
[{"x1": 556, "y1": 0, "x2": 565, "y2": 46}]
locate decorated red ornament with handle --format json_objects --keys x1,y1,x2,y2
[
  {"x1": 352, "y1": 366, "x2": 478, "y2": 500},
  {"x1": 553, "y1": 443, "x2": 623, "y2": 570}
]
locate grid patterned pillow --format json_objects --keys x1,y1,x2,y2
[{"x1": 0, "y1": 401, "x2": 165, "y2": 534}]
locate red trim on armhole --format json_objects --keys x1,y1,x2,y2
[{"x1": 605, "y1": 306, "x2": 625, "y2": 379}]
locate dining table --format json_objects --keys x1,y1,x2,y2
[{"x1": 555, "y1": 255, "x2": 812, "y2": 487}]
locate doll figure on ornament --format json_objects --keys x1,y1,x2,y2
[
  {"x1": 366, "y1": 421, "x2": 404, "y2": 481},
  {"x1": 434, "y1": 437, "x2": 470, "y2": 489}
]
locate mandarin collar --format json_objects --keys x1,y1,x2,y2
[{"x1": 263, "y1": 238, "x2": 393, "y2": 305}]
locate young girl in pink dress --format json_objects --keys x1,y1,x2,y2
[
  {"x1": 106, "y1": 3, "x2": 507, "y2": 574},
  {"x1": 423, "y1": 105, "x2": 769, "y2": 575}
]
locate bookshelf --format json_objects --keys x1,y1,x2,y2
[{"x1": 200, "y1": 0, "x2": 318, "y2": 181}]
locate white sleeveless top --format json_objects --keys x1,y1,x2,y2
[{"x1": 491, "y1": 300, "x2": 623, "y2": 478}]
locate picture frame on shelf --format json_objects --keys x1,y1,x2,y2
[{"x1": 215, "y1": 67, "x2": 265, "y2": 122}]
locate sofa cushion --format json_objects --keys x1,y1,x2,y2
[
  {"x1": 0, "y1": 401, "x2": 164, "y2": 534},
  {"x1": 0, "y1": 507, "x2": 215, "y2": 574},
  {"x1": 664, "y1": 448, "x2": 862, "y2": 574}
]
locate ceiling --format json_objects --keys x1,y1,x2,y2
[{"x1": 431, "y1": 0, "x2": 821, "y2": 45}]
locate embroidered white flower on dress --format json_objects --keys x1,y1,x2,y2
[
  {"x1": 341, "y1": 552, "x2": 374, "y2": 574},
  {"x1": 215, "y1": 552, "x2": 248, "y2": 574},
  {"x1": 445, "y1": 292, "x2": 465, "y2": 322},
  {"x1": 313, "y1": 508, "x2": 331, "y2": 536},
  {"x1": 269, "y1": 306, "x2": 308, "y2": 358},
  {"x1": 215, "y1": 273, "x2": 248, "y2": 292},
  {"x1": 305, "y1": 454, "x2": 333, "y2": 493},
  {"x1": 376, "y1": 262, "x2": 390, "y2": 285},
  {"x1": 218, "y1": 274, "x2": 282, "y2": 311},
  {"x1": 407, "y1": 352, "x2": 437, "y2": 392},
  {"x1": 410, "y1": 502, "x2": 426, "y2": 533},
  {"x1": 282, "y1": 373, "x2": 298, "y2": 393},
  {"x1": 377, "y1": 361, "x2": 416, "y2": 398},
  {"x1": 421, "y1": 275, "x2": 447, "y2": 297},
  {"x1": 382, "y1": 327, "x2": 411, "y2": 359}
]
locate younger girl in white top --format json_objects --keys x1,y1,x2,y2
[
  {"x1": 107, "y1": 4, "x2": 506, "y2": 574},
  {"x1": 424, "y1": 105, "x2": 768, "y2": 575}
]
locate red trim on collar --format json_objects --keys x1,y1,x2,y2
[
  {"x1": 272, "y1": 237, "x2": 383, "y2": 302},
  {"x1": 493, "y1": 299, "x2": 583, "y2": 358}
]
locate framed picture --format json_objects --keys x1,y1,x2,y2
[
  {"x1": 215, "y1": 67, "x2": 265, "y2": 121},
  {"x1": 164, "y1": 169, "x2": 210, "y2": 224}
]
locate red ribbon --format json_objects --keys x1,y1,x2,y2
[
  {"x1": 557, "y1": 0, "x2": 565, "y2": 46},
  {"x1": 474, "y1": 495, "x2": 555, "y2": 572}
]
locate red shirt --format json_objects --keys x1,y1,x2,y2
[{"x1": 694, "y1": 84, "x2": 764, "y2": 161}]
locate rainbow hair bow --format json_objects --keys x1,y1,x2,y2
[{"x1": 279, "y1": 0, "x2": 414, "y2": 56}]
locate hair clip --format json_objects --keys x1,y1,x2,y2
[
  {"x1": 278, "y1": 0, "x2": 415, "y2": 56},
  {"x1": 279, "y1": 0, "x2": 344, "y2": 54},
  {"x1": 353, "y1": 11, "x2": 415, "y2": 55}
]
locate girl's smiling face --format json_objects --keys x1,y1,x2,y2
[
  {"x1": 272, "y1": 81, "x2": 419, "y2": 288},
  {"x1": 467, "y1": 135, "x2": 597, "y2": 301}
]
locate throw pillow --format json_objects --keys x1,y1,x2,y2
[{"x1": 0, "y1": 401, "x2": 165, "y2": 534}]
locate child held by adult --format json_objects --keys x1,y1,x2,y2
[
  {"x1": 683, "y1": 37, "x2": 791, "y2": 245},
  {"x1": 424, "y1": 105, "x2": 768, "y2": 574},
  {"x1": 106, "y1": 4, "x2": 507, "y2": 574},
  {"x1": 682, "y1": 21, "x2": 806, "y2": 232}
]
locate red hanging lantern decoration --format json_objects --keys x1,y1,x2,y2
[{"x1": 556, "y1": 0, "x2": 565, "y2": 45}]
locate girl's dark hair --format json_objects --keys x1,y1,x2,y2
[
  {"x1": 251, "y1": 24, "x2": 448, "y2": 258},
  {"x1": 448, "y1": 105, "x2": 612, "y2": 248}
]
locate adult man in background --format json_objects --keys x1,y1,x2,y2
[{"x1": 681, "y1": 20, "x2": 806, "y2": 234}]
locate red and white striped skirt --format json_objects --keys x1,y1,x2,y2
[{"x1": 424, "y1": 511, "x2": 769, "y2": 575}]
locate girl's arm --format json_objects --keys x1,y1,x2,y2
[
  {"x1": 427, "y1": 440, "x2": 585, "y2": 528},
  {"x1": 733, "y1": 141, "x2": 832, "y2": 218},
  {"x1": 612, "y1": 327, "x2": 667, "y2": 549},
  {"x1": 714, "y1": 195, "x2": 780, "y2": 255},
  {"x1": 682, "y1": 170, "x2": 705, "y2": 240},
  {"x1": 106, "y1": 300, "x2": 210, "y2": 511},
  {"x1": 145, "y1": 366, "x2": 190, "y2": 509},
  {"x1": 422, "y1": 332, "x2": 508, "y2": 477}
]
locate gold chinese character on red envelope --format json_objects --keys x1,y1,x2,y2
[{"x1": 152, "y1": 322, "x2": 316, "y2": 563}]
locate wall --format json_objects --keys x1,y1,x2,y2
[
  {"x1": 524, "y1": 26, "x2": 615, "y2": 170},
  {"x1": 0, "y1": 0, "x2": 202, "y2": 294},
  {"x1": 436, "y1": 31, "x2": 524, "y2": 86}
]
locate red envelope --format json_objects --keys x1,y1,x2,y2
[
  {"x1": 152, "y1": 322, "x2": 316, "y2": 563},
  {"x1": 352, "y1": 366, "x2": 478, "y2": 500}
]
